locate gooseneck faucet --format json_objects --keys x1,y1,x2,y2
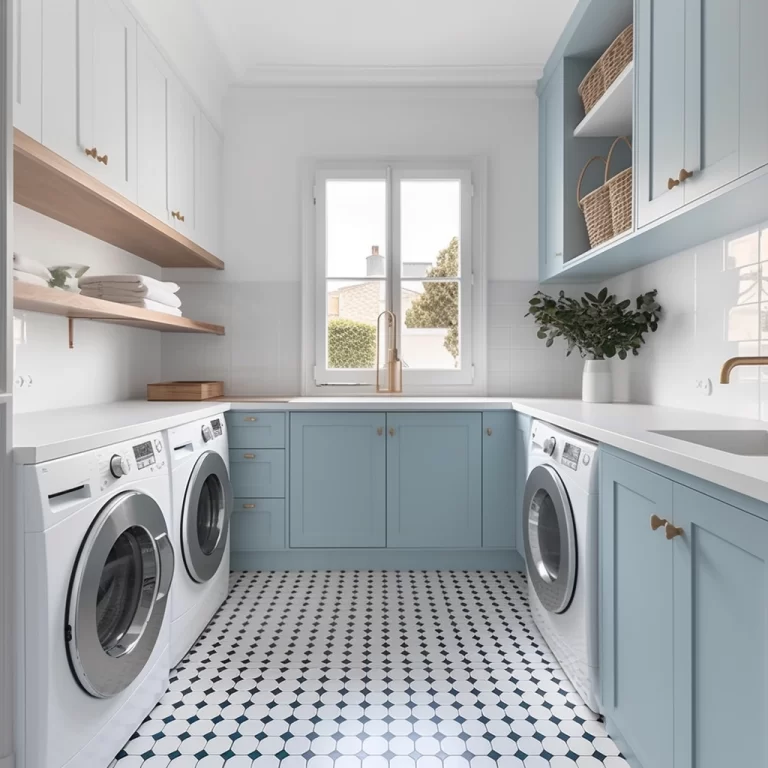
[{"x1": 720, "y1": 356, "x2": 768, "y2": 383}]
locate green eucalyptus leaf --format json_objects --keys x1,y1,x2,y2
[
  {"x1": 584, "y1": 292, "x2": 598, "y2": 303},
  {"x1": 598, "y1": 287, "x2": 608, "y2": 302}
]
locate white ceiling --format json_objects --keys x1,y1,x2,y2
[{"x1": 196, "y1": 0, "x2": 578, "y2": 86}]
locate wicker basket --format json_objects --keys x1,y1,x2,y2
[
  {"x1": 577, "y1": 156, "x2": 614, "y2": 249},
  {"x1": 578, "y1": 24, "x2": 634, "y2": 115},
  {"x1": 605, "y1": 136, "x2": 633, "y2": 236}
]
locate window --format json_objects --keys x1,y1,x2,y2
[{"x1": 304, "y1": 160, "x2": 485, "y2": 393}]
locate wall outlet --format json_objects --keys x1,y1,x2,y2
[{"x1": 695, "y1": 378, "x2": 713, "y2": 396}]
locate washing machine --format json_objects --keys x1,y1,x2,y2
[
  {"x1": 166, "y1": 413, "x2": 232, "y2": 668},
  {"x1": 523, "y1": 419, "x2": 600, "y2": 712},
  {"x1": 16, "y1": 432, "x2": 174, "y2": 768}
]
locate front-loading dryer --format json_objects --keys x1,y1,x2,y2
[
  {"x1": 523, "y1": 419, "x2": 600, "y2": 712},
  {"x1": 166, "y1": 414, "x2": 232, "y2": 667},
  {"x1": 16, "y1": 433, "x2": 174, "y2": 768}
]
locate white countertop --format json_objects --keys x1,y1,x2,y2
[{"x1": 13, "y1": 396, "x2": 768, "y2": 507}]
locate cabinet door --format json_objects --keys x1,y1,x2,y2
[
  {"x1": 482, "y1": 412, "x2": 515, "y2": 549},
  {"x1": 289, "y1": 413, "x2": 386, "y2": 548},
  {"x1": 672, "y1": 485, "x2": 768, "y2": 768},
  {"x1": 168, "y1": 80, "x2": 198, "y2": 238},
  {"x1": 136, "y1": 28, "x2": 171, "y2": 224},
  {"x1": 539, "y1": 64, "x2": 564, "y2": 280},
  {"x1": 682, "y1": 0, "x2": 740, "y2": 204},
  {"x1": 636, "y1": 0, "x2": 686, "y2": 228},
  {"x1": 78, "y1": 0, "x2": 137, "y2": 199},
  {"x1": 600, "y1": 453, "x2": 674, "y2": 768},
  {"x1": 739, "y1": 0, "x2": 768, "y2": 176},
  {"x1": 387, "y1": 413, "x2": 481, "y2": 549},
  {"x1": 514, "y1": 414, "x2": 531, "y2": 556},
  {"x1": 196, "y1": 113, "x2": 221, "y2": 255},
  {"x1": 12, "y1": 0, "x2": 42, "y2": 140}
]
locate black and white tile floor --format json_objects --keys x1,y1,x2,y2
[{"x1": 114, "y1": 571, "x2": 628, "y2": 768}]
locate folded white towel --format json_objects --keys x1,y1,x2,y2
[
  {"x1": 80, "y1": 285, "x2": 182, "y2": 308},
  {"x1": 13, "y1": 270, "x2": 49, "y2": 287},
  {"x1": 13, "y1": 254, "x2": 52, "y2": 283},
  {"x1": 79, "y1": 274, "x2": 180, "y2": 294},
  {"x1": 121, "y1": 298, "x2": 182, "y2": 317}
]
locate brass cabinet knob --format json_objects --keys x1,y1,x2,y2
[
  {"x1": 244, "y1": 416, "x2": 258, "y2": 422},
  {"x1": 243, "y1": 453, "x2": 255, "y2": 459},
  {"x1": 667, "y1": 177, "x2": 680, "y2": 190},
  {"x1": 171, "y1": 210, "x2": 185, "y2": 222},
  {"x1": 486, "y1": 427, "x2": 493, "y2": 436},
  {"x1": 377, "y1": 427, "x2": 383, "y2": 436},
  {"x1": 678, "y1": 168, "x2": 693, "y2": 182},
  {"x1": 389, "y1": 427, "x2": 396, "y2": 437},
  {"x1": 97, "y1": 153, "x2": 108, "y2": 165},
  {"x1": 665, "y1": 522, "x2": 684, "y2": 540},
  {"x1": 650, "y1": 514, "x2": 668, "y2": 531},
  {"x1": 84, "y1": 147, "x2": 98, "y2": 159},
  {"x1": 242, "y1": 503, "x2": 256, "y2": 509}
]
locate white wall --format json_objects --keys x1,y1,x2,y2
[
  {"x1": 13, "y1": 206, "x2": 162, "y2": 413},
  {"x1": 128, "y1": 0, "x2": 233, "y2": 128},
  {"x1": 607, "y1": 220, "x2": 768, "y2": 420},
  {"x1": 163, "y1": 86, "x2": 577, "y2": 396}
]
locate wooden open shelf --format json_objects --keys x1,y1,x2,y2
[
  {"x1": 13, "y1": 129, "x2": 224, "y2": 270},
  {"x1": 14, "y1": 283, "x2": 225, "y2": 335}
]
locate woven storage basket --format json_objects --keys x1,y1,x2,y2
[
  {"x1": 577, "y1": 156, "x2": 614, "y2": 249},
  {"x1": 578, "y1": 24, "x2": 634, "y2": 115},
  {"x1": 606, "y1": 136, "x2": 633, "y2": 236}
]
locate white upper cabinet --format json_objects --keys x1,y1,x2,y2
[
  {"x1": 12, "y1": 0, "x2": 43, "y2": 141},
  {"x1": 196, "y1": 114, "x2": 222, "y2": 256},
  {"x1": 43, "y1": 0, "x2": 137, "y2": 201},
  {"x1": 739, "y1": 0, "x2": 768, "y2": 177},
  {"x1": 168, "y1": 80, "x2": 198, "y2": 239},
  {"x1": 137, "y1": 28, "x2": 171, "y2": 224}
]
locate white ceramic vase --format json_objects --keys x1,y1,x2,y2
[{"x1": 582, "y1": 359, "x2": 613, "y2": 403}]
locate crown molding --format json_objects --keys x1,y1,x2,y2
[{"x1": 239, "y1": 64, "x2": 543, "y2": 88}]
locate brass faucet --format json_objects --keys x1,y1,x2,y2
[{"x1": 720, "y1": 356, "x2": 768, "y2": 383}]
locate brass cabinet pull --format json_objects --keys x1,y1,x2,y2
[
  {"x1": 678, "y1": 168, "x2": 693, "y2": 183},
  {"x1": 171, "y1": 210, "x2": 186, "y2": 222},
  {"x1": 97, "y1": 153, "x2": 108, "y2": 165},
  {"x1": 243, "y1": 453, "x2": 255, "y2": 459},
  {"x1": 244, "y1": 416, "x2": 258, "y2": 422},
  {"x1": 667, "y1": 177, "x2": 680, "y2": 190},
  {"x1": 389, "y1": 427, "x2": 396, "y2": 437},
  {"x1": 242, "y1": 503, "x2": 256, "y2": 509},
  {"x1": 377, "y1": 427, "x2": 383, "y2": 436},
  {"x1": 665, "y1": 522, "x2": 684, "y2": 540},
  {"x1": 84, "y1": 147, "x2": 98, "y2": 159},
  {"x1": 486, "y1": 427, "x2": 493, "y2": 437},
  {"x1": 650, "y1": 514, "x2": 668, "y2": 531}
]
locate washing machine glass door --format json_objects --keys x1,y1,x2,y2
[
  {"x1": 67, "y1": 490, "x2": 174, "y2": 698},
  {"x1": 523, "y1": 464, "x2": 577, "y2": 614},
  {"x1": 181, "y1": 451, "x2": 233, "y2": 584}
]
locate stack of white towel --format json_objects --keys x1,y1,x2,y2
[
  {"x1": 79, "y1": 275, "x2": 183, "y2": 317},
  {"x1": 13, "y1": 253, "x2": 52, "y2": 287}
]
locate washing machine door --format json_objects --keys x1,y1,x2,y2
[
  {"x1": 66, "y1": 490, "x2": 174, "y2": 698},
  {"x1": 181, "y1": 451, "x2": 233, "y2": 584},
  {"x1": 523, "y1": 464, "x2": 577, "y2": 614}
]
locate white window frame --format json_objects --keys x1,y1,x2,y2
[{"x1": 301, "y1": 157, "x2": 487, "y2": 396}]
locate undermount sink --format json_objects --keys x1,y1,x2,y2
[{"x1": 650, "y1": 429, "x2": 768, "y2": 456}]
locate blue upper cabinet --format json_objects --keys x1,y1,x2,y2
[
  {"x1": 636, "y1": 0, "x2": 686, "y2": 228},
  {"x1": 672, "y1": 485, "x2": 768, "y2": 768},
  {"x1": 387, "y1": 413, "x2": 482, "y2": 549},
  {"x1": 289, "y1": 413, "x2": 386, "y2": 549},
  {"x1": 482, "y1": 412, "x2": 515, "y2": 549},
  {"x1": 740, "y1": 0, "x2": 768, "y2": 176},
  {"x1": 600, "y1": 453, "x2": 674, "y2": 768}
]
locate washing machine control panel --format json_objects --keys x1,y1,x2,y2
[
  {"x1": 211, "y1": 418, "x2": 223, "y2": 438},
  {"x1": 561, "y1": 442, "x2": 582, "y2": 471},
  {"x1": 132, "y1": 440, "x2": 156, "y2": 470},
  {"x1": 95, "y1": 433, "x2": 167, "y2": 491}
]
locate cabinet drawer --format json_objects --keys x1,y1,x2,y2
[
  {"x1": 231, "y1": 499, "x2": 285, "y2": 551},
  {"x1": 230, "y1": 449, "x2": 285, "y2": 498},
  {"x1": 227, "y1": 412, "x2": 286, "y2": 449}
]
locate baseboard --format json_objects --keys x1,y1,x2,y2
[{"x1": 231, "y1": 548, "x2": 524, "y2": 571}]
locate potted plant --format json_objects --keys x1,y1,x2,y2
[{"x1": 526, "y1": 287, "x2": 662, "y2": 403}]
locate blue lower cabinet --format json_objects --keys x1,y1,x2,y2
[
  {"x1": 387, "y1": 413, "x2": 482, "y2": 549},
  {"x1": 230, "y1": 499, "x2": 285, "y2": 551},
  {"x1": 230, "y1": 449, "x2": 286, "y2": 498},
  {"x1": 482, "y1": 412, "x2": 516, "y2": 549},
  {"x1": 672, "y1": 484, "x2": 768, "y2": 768},
  {"x1": 514, "y1": 413, "x2": 531, "y2": 556},
  {"x1": 600, "y1": 453, "x2": 675, "y2": 768},
  {"x1": 227, "y1": 411, "x2": 286, "y2": 449},
  {"x1": 290, "y1": 413, "x2": 386, "y2": 548}
]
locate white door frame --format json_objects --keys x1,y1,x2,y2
[{"x1": 1, "y1": 0, "x2": 14, "y2": 766}]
